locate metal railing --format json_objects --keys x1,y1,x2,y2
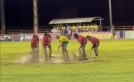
[
  {"x1": 7, "y1": 26, "x2": 133, "y2": 34},
  {"x1": 8, "y1": 30, "x2": 33, "y2": 34},
  {"x1": 101, "y1": 26, "x2": 133, "y2": 31},
  {"x1": 38, "y1": 29, "x2": 51, "y2": 33},
  {"x1": 115, "y1": 26, "x2": 133, "y2": 31}
]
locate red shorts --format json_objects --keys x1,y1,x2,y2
[
  {"x1": 93, "y1": 42, "x2": 100, "y2": 48},
  {"x1": 43, "y1": 43, "x2": 51, "y2": 48},
  {"x1": 31, "y1": 45, "x2": 37, "y2": 48}
]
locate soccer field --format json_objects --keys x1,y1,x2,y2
[{"x1": 1, "y1": 39, "x2": 134, "y2": 82}]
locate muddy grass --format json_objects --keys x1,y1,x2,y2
[
  {"x1": 14, "y1": 54, "x2": 65, "y2": 64},
  {"x1": 14, "y1": 53, "x2": 99, "y2": 64}
]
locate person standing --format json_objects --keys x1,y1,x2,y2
[
  {"x1": 30, "y1": 35, "x2": 39, "y2": 62},
  {"x1": 31, "y1": 35, "x2": 38, "y2": 52},
  {"x1": 42, "y1": 32, "x2": 52, "y2": 60}
]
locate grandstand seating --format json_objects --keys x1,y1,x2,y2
[{"x1": 54, "y1": 24, "x2": 99, "y2": 33}]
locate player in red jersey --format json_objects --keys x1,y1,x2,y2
[
  {"x1": 30, "y1": 35, "x2": 39, "y2": 62},
  {"x1": 74, "y1": 34, "x2": 87, "y2": 60},
  {"x1": 31, "y1": 35, "x2": 39, "y2": 57},
  {"x1": 35, "y1": 35, "x2": 39, "y2": 58},
  {"x1": 42, "y1": 32, "x2": 52, "y2": 60},
  {"x1": 36, "y1": 35, "x2": 39, "y2": 45},
  {"x1": 86, "y1": 36, "x2": 100, "y2": 58},
  {"x1": 31, "y1": 35, "x2": 38, "y2": 50}
]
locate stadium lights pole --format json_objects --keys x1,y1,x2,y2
[
  {"x1": 1, "y1": 0, "x2": 5, "y2": 34},
  {"x1": 33, "y1": 0, "x2": 39, "y2": 58},
  {"x1": 33, "y1": 0, "x2": 39, "y2": 34},
  {"x1": 109, "y1": 0, "x2": 113, "y2": 28}
]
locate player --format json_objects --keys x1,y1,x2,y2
[
  {"x1": 31, "y1": 35, "x2": 39, "y2": 55},
  {"x1": 74, "y1": 34, "x2": 87, "y2": 60},
  {"x1": 42, "y1": 32, "x2": 52, "y2": 60},
  {"x1": 36, "y1": 35, "x2": 39, "y2": 45},
  {"x1": 86, "y1": 36, "x2": 100, "y2": 58},
  {"x1": 56, "y1": 35, "x2": 69, "y2": 60}
]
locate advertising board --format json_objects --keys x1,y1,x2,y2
[
  {"x1": 0, "y1": 31, "x2": 123, "y2": 41},
  {"x1": 125, "y1": 31, "x2": 134, "y2": 39},
  {"x1": 19, "y1": 34, "x2": 44, "y2": 41},
  {"x1": 19, "y1": 33, "x2": 58, "y2": 41},
  {"x1": 79, "y1": 32, "x2": 117, "y2": 39},
  {"x1": 0, "y1": 34, "x2": 12, "y2": 41}
]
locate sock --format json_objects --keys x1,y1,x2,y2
[{"x1": 96, "y1": 54, "x2": 98, "y2": 57}]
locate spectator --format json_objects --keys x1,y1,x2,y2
[
  {"x1": 83, "y1": 24, "x2": 86, "y2": 32},
  {"x1": 133, "y1": 25, "x2": 134, "y2": 31},
  {"x1": 86, "y1": 24, "x2": 89, "y2": 32},
  {"x1": 86, "y1": 24, "x2": 90, "y2": 31},
  {"x1": 78, "y1": 25, "x2": 81, "y2": 32},
  {"x1": 72, "y1": 25, "x2": 75, "y2": 32},
  {"x1": 64, "y1": 25, "x2": 68, "y2": 35},
  {"x1": 56, "y1": 27, "x2": 59, "y2": 33},
  {"x1": 69, "y1": 29, "x2": 73, "y2": 40},
  {"x1": 62, "y1": 25, "x2": 65, "y2": 35},
  {"x1": 80, "y1": 25, "x2": 83, "y2": 32},
  {"x1": 75, "y1": 26, "x2": 78, "y2": 33},
  {"x1": 94, "y1": 24, "x2": 98, "y2": 31},
  {"x1": 90, "y1": 24, "x2": 93, "y2": 31}
]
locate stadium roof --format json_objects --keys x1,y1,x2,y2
[{"x1": 49, "y1": 17, "x2": 104, "y2": 24}]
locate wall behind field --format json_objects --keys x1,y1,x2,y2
[
  {"x1": 125, "y1": 31, "x2": 134, "y2": 39},
  {"x1": 0, "y1": 31, "x2": 127, "y2": 41}
]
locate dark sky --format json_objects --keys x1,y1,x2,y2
[{"x1": 4, "y1": 0, "x2": 134, "y2": 30}]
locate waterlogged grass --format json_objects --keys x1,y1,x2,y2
[{"x1": 1, "y1": 39, "x2": 134, "y2": 82}]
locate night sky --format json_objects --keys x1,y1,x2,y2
[{"x1": 4, "y1": 0, "x2": 134, "y2": 30}]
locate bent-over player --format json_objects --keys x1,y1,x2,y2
[
  {"x1": 74, "y1": 34, "x2": 87, "y2": 60},
  {"x1": 86, "y1": 35, "x2": 100, "y2": 58},
  {"x1": 57, "y1": 35, "x2": 69, "y2": 60}
]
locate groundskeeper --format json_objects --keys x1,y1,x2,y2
[
  {"x1": 31, "y1": 35, "x2": 39, "y2": 51},
  {"x1": 57, "y1": 34, "x2": 69, "y2": 60},
  {"x1": 86, "y1": 35, "x2": 100, "y2": 58},
  {"x1": 42, "y1": 32, "x2": 52, "y2": 60},
  {"x1": 74, "y1": 33, "x2": 87, "y2": 60}
]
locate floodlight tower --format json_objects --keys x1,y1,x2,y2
[
  {"x1": 109, "y1": 0, "x2": 113, "y2": 27},
  {"x1": 1, "y1": 0, "x2": 5, "y2": 34},
  {"x1": 33, "y1": 0, "x2": 39, "y2": 34},
  {"x1": 33, "y1": 0, "x2": 39, "y2": 58}
]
